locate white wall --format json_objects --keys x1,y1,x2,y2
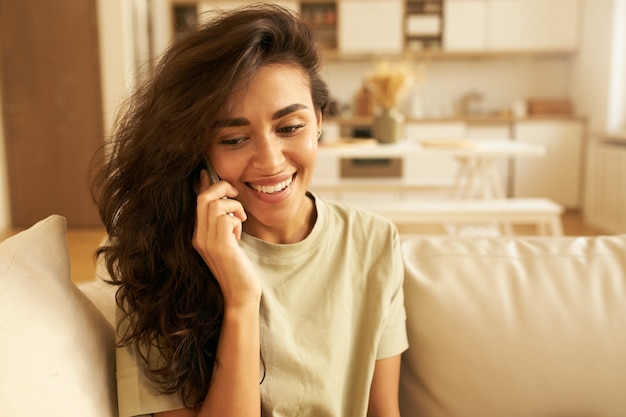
[
  {"x1": 571, "y1": 0, "x2": 619, "y2": 132},
  {"x1": 151, "y1": 0, "x2": 174, "y2": 60},
  {"x1": 570, "y1": 0, "x2": 625, "y2": 131},
  {"x1": 97, "y1": 0, "x2": 136, "y2": 136},
  {"x1": 607, "y1": 0, "x2": 626, "y2": 131},
  {"x1": 324, "y1": 56, "x2": 573, "y2": 118}
]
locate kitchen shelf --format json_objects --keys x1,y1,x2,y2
[
  {"x1": 325, "y1": 114, "x2": 586, "y2": 126},
  {"x1": 406, "y1": 0, "x2": 442, "y2": 14},
  {"x1": 405, "y1": 0, "x2": 443, "y2": 51},
  {"x1": 321, "y1": 48, "x2": 576, "y2": 62},
  {"x1": 300, "y1": 1, "x2": 338, "y2": 51}
]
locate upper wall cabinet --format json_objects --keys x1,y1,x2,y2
[
  {"x1": 173, "y1": 0, "x2": 579, "y2": 58},
  {"x1": 444, "y1": 0, "x2": 580, "y2": 53},
  {"x1": 196, "y1": 0, "x2": 403, "y2": 55},
  {"x1": 444, "y1": 1, "x2": 488, "y2": 51},
  {"x1": 489, "y1": 0, "x2": 579, "y2": 51},
  {"x1": 337, "y1": 0, "x2": 404, "y2": 54}
]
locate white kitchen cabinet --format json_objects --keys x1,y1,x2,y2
[
  {"x1": 338, "y1": 0, "x2": 404, "y2": 54},
  {"x1": 313, "y1": 142, "x2": 459, "y2": 203},
  {"x1": 488, "y1": 0, "x2": 579, "y2": 51},
  {"x1": 313, "y1": 122, "x2": 466, "y2": 203},
  {"x1": 513, "y1": 119, "x2": 584, "y2": 208},
  {"x1": 444, "y1": 0, "x2": 580, "y2": 53},
  {"x1": 584, "y1": 142, "x2": 626, "y2": 234},
  {"x1": 466, "y1": 122, "x2": 511, "y2": 140},
  {"x1": 404, "y1": 121, "x2": 467, "y2": 140},
  {"x1": 444, "y1": 1, "x2": 488, "y2": 51}
]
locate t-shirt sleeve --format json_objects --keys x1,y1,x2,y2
[
  {"x1": 116, "y1": 310, "x2": 186, "y2": 417},
  {"x1": 376, "y1": 229, "x2": 409, "y2": 360}
]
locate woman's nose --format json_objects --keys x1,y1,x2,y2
[{"x1": 252, "y1": 135, "x2": 285, "y2": 171}]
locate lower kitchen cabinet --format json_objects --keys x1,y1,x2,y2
[
  {"x1": 466, "y1": 122, "x2": 511, "y2": 140},
  {"x1": 513, "y1": 119, "x2": 584, "y2": 208},
  {"x1": 584, "y1": 141, "x2": 626, "y2": 234},
  {"x1": 316, "y1": 118, "x2": 585, "y2": 207}
]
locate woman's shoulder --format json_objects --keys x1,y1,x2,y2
[{"x1": 318, "y1": 197, "x2": 398, "y2": 237}]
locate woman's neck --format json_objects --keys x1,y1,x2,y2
[{"x1": 243, "y1": 195, "x2": 317, "y2": 244}]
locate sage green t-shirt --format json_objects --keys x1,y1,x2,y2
[{"x1": 116, "y1": 195, "x2": 408, "y2": 417}]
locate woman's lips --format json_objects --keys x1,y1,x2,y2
[{"x1": 247, "y1": 174, "x2": 294, "y2": 194}]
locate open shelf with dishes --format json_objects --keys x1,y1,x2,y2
[
  {"x1": 405, "y1": 0, "x2": 443, "y2": 51},
  {"x1": 300, "y1": 1, "x2": 338, "y2": 51}
]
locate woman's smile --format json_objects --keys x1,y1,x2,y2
[{"x1": 247, "y1": 173, "x2": 294, "y2": 194}]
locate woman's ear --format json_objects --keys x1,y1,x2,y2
[{"x1": 316, "y1": 111, "x2": 323, "y2": 140}]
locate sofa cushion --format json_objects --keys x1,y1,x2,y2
[
  {"x1": 399, "y1": 234, "x2": 626, "y2": 417},
  {"x1": 0, "y1": 215, "x2": 117, "y2": 417},
  {"x1": 79, "y1": 262, "x2": 117, "y2": 329}
]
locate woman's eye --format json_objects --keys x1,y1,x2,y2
[
  {"x1": 220, "y1": 137, "x2": 247, "y2": 146},
  {"x1": 278, "y1": 124, "x2": 305, "y2": 135}
]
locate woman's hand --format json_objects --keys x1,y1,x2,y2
[{"x1": 193, "y1": 170, "x2": 262, "y2": 308}]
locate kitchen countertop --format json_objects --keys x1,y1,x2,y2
[
  {"x1": 325, "y1": 114, "x2": 586, "y2": 125},
  {"x1": 595, "y1": 130, "x2": 626, "y2": 145},
  {"x1": 317, "y1": 140, "x2": 545, "y2": 158}
]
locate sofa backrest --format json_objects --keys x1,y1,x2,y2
[
  {"x1": 5, "y1": 215, "x2": 626, "y2": 417},
  {"x1": 399, "y1": 234, "x2": 626, "y2": 417}
]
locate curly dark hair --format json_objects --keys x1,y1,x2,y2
[{"x1": 91, "y1": 3, "x2": 329, "y2": 409}]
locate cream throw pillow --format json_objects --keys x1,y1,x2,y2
[{"x1": 0, "y1": 215, "x2": 117, "y2": 417}]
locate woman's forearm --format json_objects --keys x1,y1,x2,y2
[{"x1": 197, "y1": 302, "x2": 261, "y2": 417}]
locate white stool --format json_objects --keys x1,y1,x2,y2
[{"x1": 355, "y1": 198, "x2": 564, "y2": 236}]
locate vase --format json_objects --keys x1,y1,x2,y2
[{"x1": 373, "y1": 108, "x2": 404, "y2": 144}]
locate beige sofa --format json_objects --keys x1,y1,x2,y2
[{"x1": 2, "y1": 215, "x2": 626, "y2": 417}]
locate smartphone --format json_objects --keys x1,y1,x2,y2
[
  {"x1": 205, "y1": 158, "x2": 220, "y2": 185},
  {"x1": 205, "y1": 158, "x2": 234, "y2": 216}
]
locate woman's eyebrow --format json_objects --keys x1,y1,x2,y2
[
  {"x1": 216, "y1": 104, "x2": 309, "y2": 128},
  {"x1": 218, "y1": 117, "x2": 249, "y2": 127},
  {"x1": 272, "y1": 103, "x2": 308, "y2": 120}
]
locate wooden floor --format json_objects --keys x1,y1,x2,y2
[{"x1": 0, "y1": 210, "x2": 607, "y2": 284}]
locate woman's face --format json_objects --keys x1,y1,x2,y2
[{"x1": 207, "y1": 63, "x2": 322, "y2": 243}]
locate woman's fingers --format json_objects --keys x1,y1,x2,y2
[
  {"x1": 192, "y1": 171, "x2": 260, "y2": 306},
  {"x1": 193, "y1": 170, "x2": 246, "y2": 257}
]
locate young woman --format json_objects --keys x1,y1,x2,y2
[{"x1": 93, "y1": 4, "x2": 407, "y2": 417}]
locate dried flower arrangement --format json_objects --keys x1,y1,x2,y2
[{"x1": 366, "y1": 62, "x2": 413, "y2": 110}]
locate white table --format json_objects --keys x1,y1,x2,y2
[
  {"x1": 314, "y1": 140, "x2": 546, "y2": 200},
  {"x1": 312, "y1": 140, "x2": 562, "y2": 236}
]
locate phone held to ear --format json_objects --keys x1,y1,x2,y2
[
  {"x1": 205, "y1": 158, "x2": 221, "y2": 185},
  {"x1": 205, "y1": 159, "x2": 234, "y2": 217}
]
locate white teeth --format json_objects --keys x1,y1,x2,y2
[{"x1": 250, "y1": 176, "x2": 293, "y2": 194}]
